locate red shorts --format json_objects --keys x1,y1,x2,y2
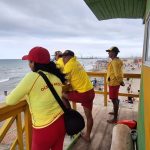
[
  {"x1": 67, "y1": 89, "x2": 95, "y2": 111},
  {"x1": 32, "y1": 115, "x2": 65, "y2": 150},
  {"x1": 109, "y1": 85, "x2": 120, "y2": 99}
]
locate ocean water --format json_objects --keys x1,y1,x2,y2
[
  {"x1": 0, "y1": 60, "x2": 29, "y2": 97},
  {"x1": 0, "y1": 59, "x2": 101, "y2": 101}
]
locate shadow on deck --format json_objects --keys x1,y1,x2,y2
[{"x1": 64, "y1": 95, "x2": 138, "y2": 150}]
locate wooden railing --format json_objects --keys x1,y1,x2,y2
[
  {"x1": 0, "y1": 72, "x2": 141, "y2": 150},
  {"x1": 0, "y1": 101, "x2": 32, "y2": 150},
  {"x1": 87, "y1": 72, "x2": 141, "y2": 106}
]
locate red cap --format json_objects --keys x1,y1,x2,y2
[{"x1": 22, "y1": 47, "x2": 50, "y2": 64}]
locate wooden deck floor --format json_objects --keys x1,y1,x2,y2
[
  {"x1": 0, "y1": 95, "x2": 138, "y2": 150},
  {"x1": 64, "y1": 95, "x2": 138, "y2": 150}
]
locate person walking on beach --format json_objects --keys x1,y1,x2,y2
[
  {"x1": 93, "y1": 78, "x2": 97, "y2": 87},
  {"x1": 6, "y1": 47, "x2": 66, "y2": 150},
  {"x1": 106, "y1": 46, "x2": 124, "y2": 123},
  {"x1": 62, "y1": 50, "x2": 95, "y2": 142}
]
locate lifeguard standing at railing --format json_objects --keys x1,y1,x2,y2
[{"x1": 106, "y1": 46, "x2": 125, "y2": 123}]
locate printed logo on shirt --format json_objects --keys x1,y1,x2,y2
[
  {"x1": 41, "y1": 85, "x2": 48, "y2": 91},
  {"x1": 41, "y1": 82, "x2": 62, "y2": 91}
]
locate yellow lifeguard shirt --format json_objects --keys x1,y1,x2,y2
[
  {"x1": 63, "y1": 57, "x2": 93, "y2": 93},
  {"x1": 106, "y1": 58, "x2": 124, "y2": 86},
  {"x1": 6, "y1": 71, "x2": 64, "y2": 128},
  {"x1": 56, "y1": 58, "x2": 64, "y2": 72}
]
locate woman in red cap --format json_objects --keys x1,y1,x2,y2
[{"x1": 6, "y1": 47, "x2": 66, "y2": 150}]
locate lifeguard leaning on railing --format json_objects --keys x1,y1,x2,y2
[{"x1": 5, "y1": 46, "x2": 67, "y2": 150}]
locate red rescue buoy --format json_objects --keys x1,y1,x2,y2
[{"x1": 117, "y1": 120, "x2": 137, "y2": 129}]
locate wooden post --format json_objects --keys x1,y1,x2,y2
[
  {"x1": 104, "y1": 75, "x2": 107, "y2": 106},
  {"x1": 24, "y1": 105, "x2": 32, "y2": 150},
  {"x1": 16, "y1": 113, "x2": 24, "y2": 150}
]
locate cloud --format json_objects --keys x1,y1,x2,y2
[{"x1": 0, "y1": 0, "x2": 144, "y2": 58}]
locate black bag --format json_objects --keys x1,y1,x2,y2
[
  {"x1": 64, "y1": 108, "x2": 85, "y2": 135},
  {"x1": 38, "y1": 71, "x2": 85, "y2": 136}
]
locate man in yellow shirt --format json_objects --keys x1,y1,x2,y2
[
  {"x1": 62, "y1": 50, "x2": 95, "y2": 142},
  {"x1": 106, "y1": 46, "x2": 125, "y2": 123}
]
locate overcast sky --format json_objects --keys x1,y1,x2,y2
[{"x1": 0, "y1": 0, "x2": 145, "y2": 59}]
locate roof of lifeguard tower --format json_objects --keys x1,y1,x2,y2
[{"x1": 84, "y1": 0, "x2": 146, "y2": 20}]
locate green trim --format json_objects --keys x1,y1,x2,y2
[
  {"x1": 137, "y1": 75, "x2": 146, "y2": 150},
  {"x1": 66, "y1": 133, "x2": 81, "y2": 150}
]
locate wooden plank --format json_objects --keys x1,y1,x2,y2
[
  {"x1": 84, "y1": 0, "x2": 145, "y2": 19},
  {"x1": 71, "y1": 102, "x2": 138, "y2": 150},
  {"x1": 108, "y1": 0, "x2": 117, "y2": 18},
  {"x1": 128, "y1": 0, "x2": 134, "y2": 17},
  {"x1": 11, "y1": 126, "x2": 26, "y2": 150},
  {"x1": 119, "y1": 107, "x2": 136, "y2": 120},
  {"x1": 24, "y1": 105, "x2": 32, "y2": 150},
  {"x1": 10, "y1": 139, "x2": 18, "y2": 150},
  {"x1": 104, "y1": 0, "x2": 113, "y2": 18},
  {"x1": 72, "y1": 106, "x2": 112, "y2": 150},
  {"x1": 98, "y1": 0, "x2": 110, "y2": 19},
  {"x1": 0, "y1": 108, "x2": 24, "y2": 122},
  {"x1": 100, "y1": 123, "x2": 113, "y2": 150},
  {"x1": 88, "y1": 108, "x2": 110, "y2": 150},
  {"x1": 94, "y1": 1, "x2": 105, "y2": 19},
  {"x1": 87, "y1": 72, "x2": 141, "y2": 78},
  {"x1": 97, "y1": 3, "x2": 107, "y2": 20},
  {"x1": 118, "y1": 93, "x2": 139, "y2": 97},
  {"x1": 125, "y1": 0, "x2": 130, "y2": 17},
  {"x1": 104, "y1": 76, "x2": 108, "y2": 106},
  {"x1": 0, "y1": 100, "x2": 26, "y2": 113},
  {"x1": 95, "y1": 91, "x2": 139, "y2": 98},
  {"x1": 113, "y1": 0, "x2": 120, "y2": 18},
  {"x1": 94, "y1": 91, "x2": 139, "y2": 98},
  {"x1": 124, "y1": 0, "x2": 131, "y2": 18},
  {"x1": 16, "y1": 113, "x2": 24, "y2": 150},
  {"x1": 71, "y1": 106, "x2": 100, "y2": 149},
  {"x1": 138, "y1": 0, "x2": 145, "y2": 18},
  {"x1": 116, "y1": 0, "x2": 123, "y2": 18},
  {"x1": 85, "y1": 0, "x2": 105, "y2": 20},
  {"x1": 87, "y1": 72, "x2": 106, "y2": 77},
  {"x1": 119, "y1": 0, "x2": 126, "y2": 18},
  {"x1": 132, "y1": 0, "x2": 136, "y2": 17}
]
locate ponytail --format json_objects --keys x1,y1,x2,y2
[{"x1": 34, "y1": 61, "x2": 66, "y2": 84}]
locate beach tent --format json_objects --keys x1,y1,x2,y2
[{"x1": 84, "y1": 0, "x2": 150, "y2": 150}]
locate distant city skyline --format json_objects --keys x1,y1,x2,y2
[
  {"x1": 0, "y1": 55, "x2": 142, "y2": 60},
  {"x1": 0, "y1": 0, "x2": 144, "y2": 59}
]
